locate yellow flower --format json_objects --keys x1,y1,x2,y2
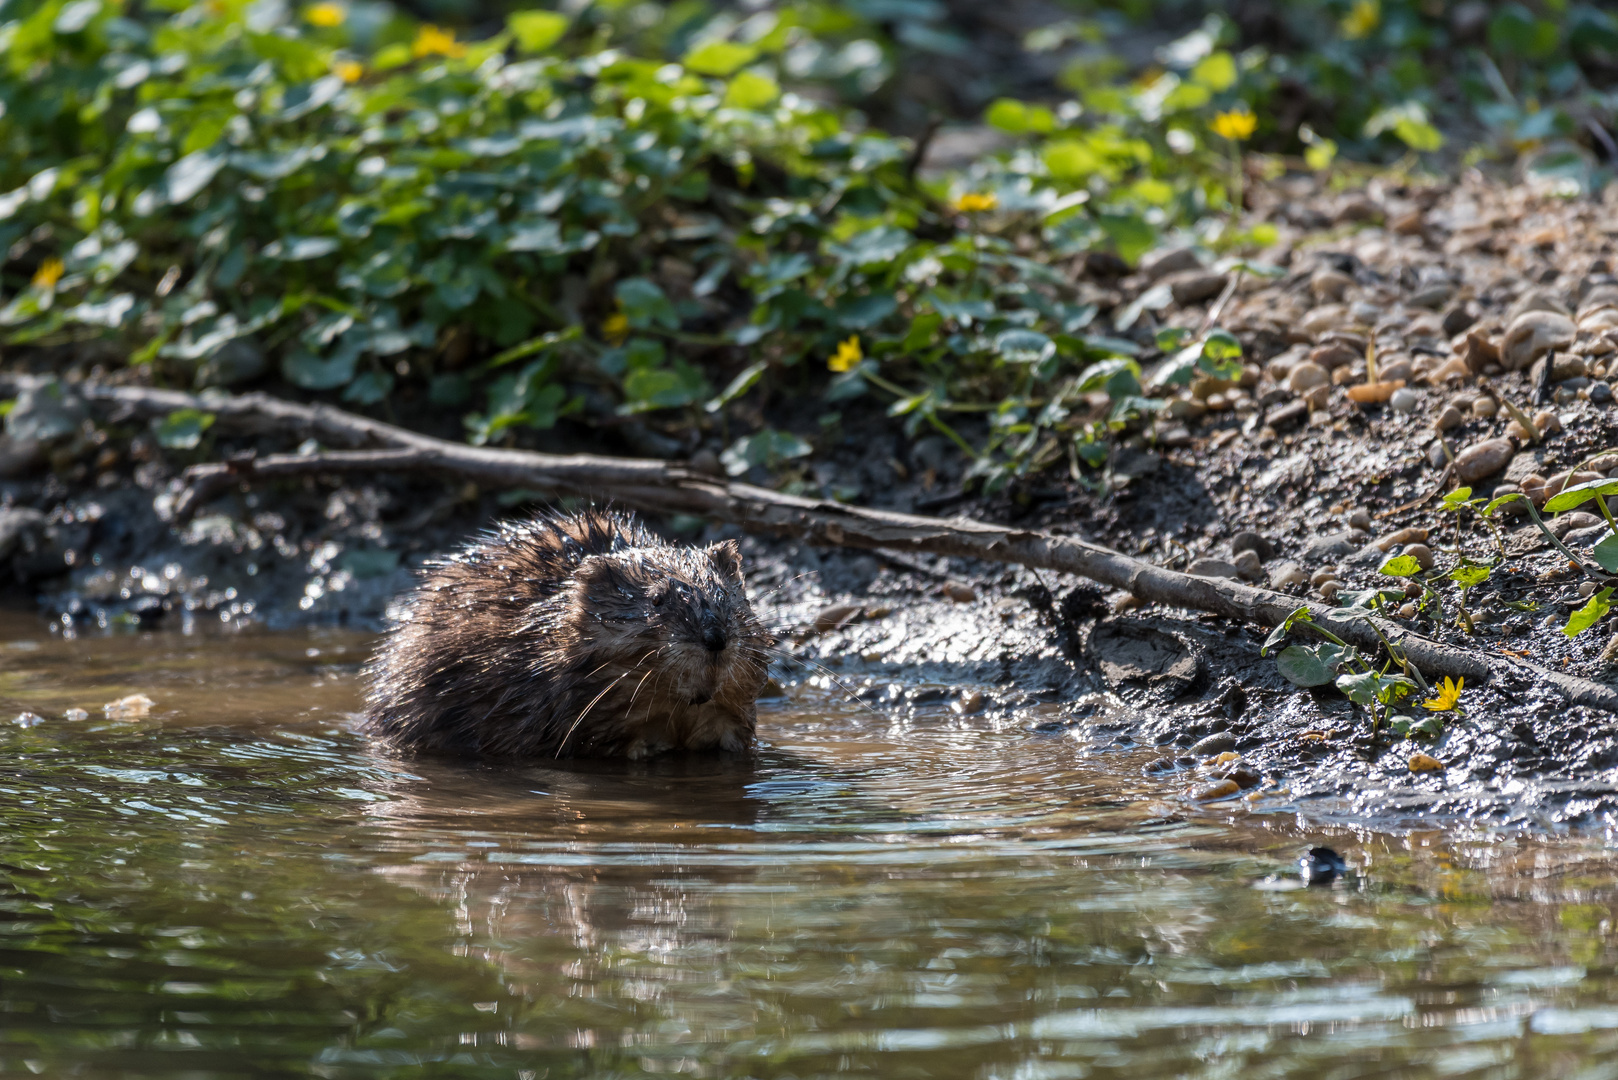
[
  {"x1": 1420, "y1": 675, "x2": 1463, "y2": 712},
  {"x1": 1210, "y1": 108, "x2": 1257, "y2": 141},
  {"x1": 602, "y1": 312, "x2": 629, "y2": 346},
  {"x1": 412, "y1": 24, "x2": 467, "y2": 59},
  {"x1": 305, "y1": 2, "x2": 345, "y2": 27},
  {"x1": 333, "y1": 59, "x2": 364, "y2": 83},
  {"x1": 31, "y1": 258, "x2": 64, "y2": 290},
  {"x1": 952, "y1": 192, "x2": 997, "y2": 213},
  {"x1": 1341, "y1": 0, "x2": 1380, "y2": 40},
  {"x1": 827, "y1": 335, "x2": 862, "y2": 373}
]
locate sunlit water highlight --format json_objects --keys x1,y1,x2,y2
[{"x1": 3, "y1": 610, "x2": 1618, "y2": 1078}]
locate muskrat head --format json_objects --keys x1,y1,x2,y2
[{"x1": 568, "y1": 539, "x2": 764, "y2": 707}]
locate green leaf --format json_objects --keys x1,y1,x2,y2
[
  {"x1": 508, "y1": 10, "x2": 568, "y2": 52},
  {"x1": 1379, "y1": 555, "x2": 1422, "y2": 578},
  {"x1": 1484, "y1": 492, "x2": 1526, "y2": 516},
  {"x1": 1596, "y1": 534, "x2": 1618, "y2": 574},
  {"x1": 152, "y1": 408, "x2": 214, "y2": 450},
  {"x1": 1564, "y1": 587, "x2": 1614, "y2": 638},
  {"x1": 1190, "y1": 51, "x2": 1237, "y2": 91},
  {"x1": 985, "y1": 98, "x2": 1056, "y2": 135},
  {"x1": 615, "y1": 278, "x2": 679, "y2": 330},
  {"x1": 281, "y1": 349, "x2": 357, "y2": 391},
  {"x1": 1543, "y1": 478, "x2": 1618, "y2": 514},
  {"x1": 1260, "y1": 606, "x2": 1314, "y2": 655},
  {"x1": 1335, "y1": 670, "x2": 1383, "y2": 706},
  {"x1": 1449, "y1": 565, "x2": 1492, "y2": 589},
  {"x1": 720, "y1": 429, "x2": 812, "y2": 476},
  {"x1": 994, "y1": 329, "x2": 1056, "y2": 365},
  {"x1": 724, "y1": 71, "x2": 779, "y2": 110},
  {"x1": 684, "y1": 40, "x2": 758, "y2": 77},
  {"x1": 706, "y1": 361, "x2": 767, "y2": 413},
  {"x1": 341, "y1": 371, "x2": 394, "y2": 406},
  {"x1": 1439, "y1": 486, "x2": 1474, "y2": 510},
  {"x1": 1154, "y1": 326, "x2": 1192, "y2": 352},
  {"x1": 1276, "y1": 644, "x2": 1340, "y2": 687}
]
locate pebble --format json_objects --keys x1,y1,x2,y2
[
  {"x1": 1310, "y1": 269, "x2": 1352, "y2": 301},
  {"x1": 1374, "y1": 526, "x2": 1429, "y2": 552},
  {"x1": 1300, "y1": 846, "x2": 1347, "y2": 886},
  {"x1": 954, "y1": 689, "x2": 987, "y2": 715},
  {"x1": 1593, "y1": 383, "x2": 1614, "y2": 405},
  {"x1": 1287, "y1": 362, "x2": 1330, "y2": 394},
  {"x1": 1502, "y1": 310, "x2": 1577, "y2": 370},
  {"x1": 1268, "y1": 562, "x2": 1307, "y2": 589},
  {"x1": 1581, "y1": 580, "x2": 1598, "y2": 598},
  {"x1": 1310, "y1": 567, "x2": 1340, "y2": 586},
  {"x1": 1188, "y1": 557, "x2": 1240, "y2": 579},
  {"x1": 1189, "y1": 732, "x2": 1237, "y2": 755},
  {"x1": 1454, "y1": 438, "x2": 1515, "y2": 483},
  {"x1": 1472, "y1": 396, "x2": 1498, "y2": 418},
  {"x1": 1398, "y1": 602, "x2": 1418, "y2": 618},
  {"x1": 103, "y1": 693, "x2": 155, "y2": 720},
  {"x1": 1232, "y1": 549, "x2": 1263, "y2": 579},
  {"x1": 63, "y1": 708, "x2": 89, "y2": 722},
  {"x1": 942, "y1": 582, "x2": 978, "y2": 603},
  {"x1": 1192, "y1": 778, "x2": 1242, "y2": 801},
  {"x1": 1401, "y1": 543, "x2": 1435, "y2": 570},
  {"x1": 1434, "y1": 404, "x2": 1464, "y2": 431},
  {"x1": 1347, "y1": 509, "x2": 1371, "y2": 531},
  {"x1": 1409, "y1": 752, "x2": 1445, "y2": 773},
  {"x1": 1389, "y1": 387, "x2": 1419, "y2": 413},
  {"x1": 1230, "y1": 530, "x2": 1276, "y2": 561},
  {"x1": 1318, "y1": 580, "x2": 1342, "y2": 601},
  {"x1": 1169, "y1": 270, "x2": 1229, "y2": 306}
]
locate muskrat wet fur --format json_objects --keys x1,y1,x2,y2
[{"x1": 364, "y1": 509, "x2": 772, "y2": 759}]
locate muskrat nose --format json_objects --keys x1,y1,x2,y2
[{"x1": 699, "y1": 608, "x2": 727, "y2": 654}]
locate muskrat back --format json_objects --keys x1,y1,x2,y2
[{"x1": 364, "y1": 509, "x2": 771, "y2": 759}]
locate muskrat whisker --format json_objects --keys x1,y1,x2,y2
[{"x1": 555, "y1": 669, "x2": 635, "y2": 756}]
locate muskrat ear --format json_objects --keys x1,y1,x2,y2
[{"x1": 706, "y1": 539, "x2": 742, "y2": 578}]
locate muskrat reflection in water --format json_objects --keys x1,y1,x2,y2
[{"x1": 364, "y1": 510, "x2": 772, "y2": 759}]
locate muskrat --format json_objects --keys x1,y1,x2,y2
[{"x1": 364, "y1": 509, "x2": 772, "y2": 759}]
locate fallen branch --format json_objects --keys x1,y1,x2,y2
[{"x1": 15, "y1": 375, "x2": 1618, "y2": 713}]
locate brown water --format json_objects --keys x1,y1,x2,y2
[{"x1": 5, "y1": 611, "x2": 1618, "y2": 1078}]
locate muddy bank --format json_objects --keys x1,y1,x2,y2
[{"x1": 7, "y1": 172, "x2": 1618, "y2": 828}]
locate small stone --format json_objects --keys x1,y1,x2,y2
[
  {"x1": 1409, "y1": 752, "x2": 1445, "y2": 773},
  {"x1": 1168, "y1": 270, "x2": 1229, "y2": 306},
  {"x1": 1230, "y1": 531, "x2": 1276, "y2": 561},
  {"x1": 943, "y1": 582, "x2": 978, "y2": 603},
  {"x1": 1389, "y1": 388, "x2": 1419, "y2": 414},
  {"x1": 1188, "y1": 557, "x2": 1240, "y2": 579},
  {"x1": 1593, "y1": 383, "x2": 1614, "y2": 405},
  {"x1": 103, "y1": 694, "x2": 155, "y2": 720},
  {"x1": 1442, "y1": 305, "x2": 1478, "y2": 336},
  {"x1": 1141, "y1": 246, "x2": 1204, "y2": 282},
  {"x1": 1268, "y1": 562, "x2": 1307, "y2": 589},
  {"x1": 1552, "y1": 354, "x2": 1589, "y2": 381},
  {"x1": 688, "y1": 448, "x2": 724, "y2": 477},
  {"x1": 1311, "y1": 342, "x2": 1361, "y2": 370},
  {"x1": 954, "y1": 690, "x2": 987, "y2": 715},
  {"x1": 63, "y1": 708, "x2": 89, "y2": 722},
  {"x1": 1434, "y1": 404, "x2": 1464, "y2": 431},
  {"x1": 1502, "y1": 310, "x2": 1577, "y2": 371},
  {"x1": 1232, "y1": 549, "x2": 1263, "y2": 579},
  {"x1": 1453, "y1": 438, "x2": 1515, "y2": 483},
  {"x1": 1398, "y1": 602, "x2": 1418, "y2": 619},
  {"x1": 1309, "y1": 567, "x2": 1339, "y2": 587},
  {"x1": 1189, "y1": 732, "x2": 1237, "y2": 755},
  {"x1": 1581, "y1": 580, "x2": 1599, "y2": 598},
  {"x1": 1287, "y1": 362, "x2": 1330, "y2": 394},
  {"x1": 1318, "y1": 580, "x2": 1342, "y2": 601},
  {"x1": 1302, "y1": 384, "x2": 1331, "y2": 410},
  {"x1": 1534, "y1": 410, "x2": 1562, "y2": 435},
  {"x1": 1311, "y1": 269, "x2": 1352, "y2": 301},
  {"x1": 1192, "y1": 779, "x2": 1242, "y2": 801},
  {"x1": 1402, "y1": 543, "x2": 1435, "y2": 570},
  {"x1": 1347, "y1": 509, "x2": 1372, "y2": 532},
  {"x1": 1472, "y1": 397, "x2": 1498, "y2": 418},
  {"x1": 1302, "y1": 532, "x2": 1358, "y2": 562}
]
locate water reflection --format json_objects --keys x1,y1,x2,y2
[{"x1": 2, "y1": 610, "x2": 1618, "y2": 1077}]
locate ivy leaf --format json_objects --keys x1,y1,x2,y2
[{"x1": 1379, "y1": 555, "x2": 1422, "y2": 578}]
